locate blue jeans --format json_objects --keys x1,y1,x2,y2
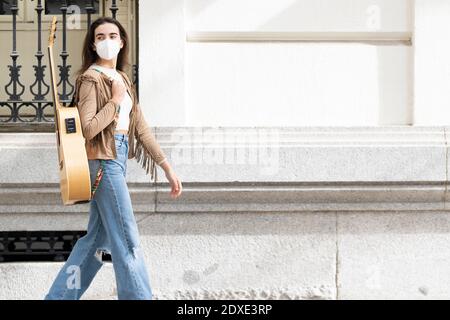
[{"x1": 44, "y1": 133, "x2": 153, "y2": 300}]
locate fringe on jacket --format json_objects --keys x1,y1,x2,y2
[{"x1": 130, "y1": 127, "x2": 157, "y2": 183}]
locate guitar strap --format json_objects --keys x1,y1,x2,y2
[
  {"x1": 90, "y1": 67, "x2": 121, "y2": 114},
  {"x1": 85, "y1": 68, "x2": 110, "y2": 200},
  {"x1": 91, "y1": 159, "x2": 106, "y2": 199}
]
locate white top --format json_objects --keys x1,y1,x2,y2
[{"x1": 89, "y1": 63, "x2": 132, "y2": 131}]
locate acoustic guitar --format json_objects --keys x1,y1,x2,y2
[{"x1": 47, "y1": 16, "x2": 91, "y2": 205}]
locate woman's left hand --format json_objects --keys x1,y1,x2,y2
[{"x1": 164, "y1": 168, "x2": 182, "y2": 199}]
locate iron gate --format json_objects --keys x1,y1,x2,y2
[{"x1": 0, "y1": 0, "x2": 139, "y2": 132}]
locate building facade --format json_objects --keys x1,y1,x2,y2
[{"x1": 1, "y1": 0, "x2": 450, "y2": 299}]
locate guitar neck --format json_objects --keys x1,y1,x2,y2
[
  {"x1": 47, "y1": 44, "x2": 62, "y2": 134},
  {"x1": 47, "y1": 45, "x2": 61, "y2": 112}
]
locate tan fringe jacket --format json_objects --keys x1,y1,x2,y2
[{"x1": 74, "y1": 68, "x2": 167, "y2": 182}]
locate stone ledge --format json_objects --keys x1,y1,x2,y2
[
  {"x1": 0, "y1": 182, "x2": 447, "y2": 214},
  {"x1": 1, "y1": 126, "x2": 448, "y2": 183},
  {"x1": 1, "y1": 127, "x2": 450, "y2": 214}
]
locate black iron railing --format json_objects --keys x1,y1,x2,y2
[
  {"x1": 0, "y1": 231, "x2": 112, "y2": 262},
  {"x1": 0, "y1": 0, "x2": 139, "y2": 130}
]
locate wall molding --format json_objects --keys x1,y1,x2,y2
[{"x1": 1, "y1": 127, "x2": 450, "y2": 217}]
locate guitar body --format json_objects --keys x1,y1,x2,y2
[
  {"x1": 56, "y1": 107, "x2": 91, "y2": 205},
  {"x1": 48, "y1": 17, "x2": 91, "y2": 205}
]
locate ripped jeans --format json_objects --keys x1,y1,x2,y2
[{"x1": 44, "y1": 133, "x2": 153, "y2": 300}]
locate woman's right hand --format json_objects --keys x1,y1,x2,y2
[{"x1": 111, "y1": 79, "x2": 126, "y2": 104}]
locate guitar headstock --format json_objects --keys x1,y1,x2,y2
[{"x1": 48, "y1": 16, "x2": 57, "y2": 47}]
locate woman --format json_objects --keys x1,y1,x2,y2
[{"x1": 44, "y1": 17, "x2": 182, "y2": 300}]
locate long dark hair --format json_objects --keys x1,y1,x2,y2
[{"x1": 76, "y1": 17, "x2": 131, "y2": 76}]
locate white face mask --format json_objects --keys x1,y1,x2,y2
[{"x1": 95, "y1": 38, "x2": 121, "y2": 60}]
